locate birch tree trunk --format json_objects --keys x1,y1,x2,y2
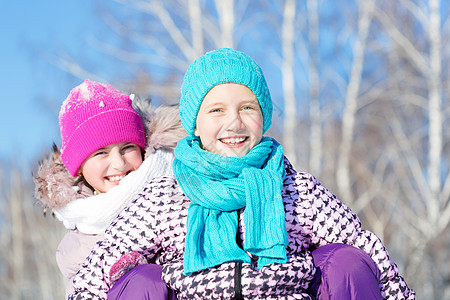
[
  {"x1": 307, "y1": 0, "x2": 322, "y2": 175},
  {"x1": 9, "y1": 170, "x2": 24, "y2": 299},
  {"x1": 281, "y1": 0, "x2": 297, "y2": 166},
  {"x1": 427, "y1": 0, "x2": 442, "y2": 226},
  {"x1": 215, "y1": 0, "x2": 235, "y2": 48},
  {"x1": 336, "y1": 0, "x2": 375, "y2": 205},
  {"x1": 188, "y1": 0, "x2": 204, "y2": 58}
]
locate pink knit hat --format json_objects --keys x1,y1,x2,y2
[{"x1": 59, "y1": 79, "x2": 146, "y2": 177}]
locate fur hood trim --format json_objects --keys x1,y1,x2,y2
[{"x1": 34, "y1": 100, "x2": 186, "y2": 212}]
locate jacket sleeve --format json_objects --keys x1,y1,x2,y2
[
  {"x1": 69, "y1": 189, "x2": 162, "y2": 300},
  {"x1": 298, "y1": 172, "x2": 415, "y2": 299},
  {"x1": 56, "y1": 230, "x2": 104, "y2": 298},
  {"x1": 56, "y1": 230, "x2": 104, "y2": 280}
]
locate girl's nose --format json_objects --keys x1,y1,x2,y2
[
  {"x1": 226, "y1": 112, "x2": 245, "y2": 132},
  {"x1": 109, "y1": 149, "x2": 127, "y2": 169}
]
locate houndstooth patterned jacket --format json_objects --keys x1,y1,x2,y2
[{"x1": 70, "y1": 159, "x2": 415, "y2": 299}]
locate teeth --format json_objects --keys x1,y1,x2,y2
[
  {"x1": 108, "y1": 175, "x2": 126, "y2": 182},
  {"x1": 221, "y1": 137, "x2": 246, "y2": 144}
]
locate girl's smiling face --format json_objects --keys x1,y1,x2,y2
[
  {"x1": 79, "y1": 142, "x2": 143, "y2": 193},
  {"x1": 194, "y1": 83, "x2": 263, "y2": 157}
]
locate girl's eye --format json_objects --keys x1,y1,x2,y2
[
  {"x1": 242, "y1": 105, "x2": 256, "y2": 111},
  {"x1": 209, "y1": 108, "x2": 222, "y2": 113},
  {"x1": 122, "y1": 144, "x2": 140, "y2": 154},
  {"x1": 123, "y1": 144, "x2": 134, "y2": 150},
  {"x1": 93, "y1": 151, "x2": 107, "y2": 157}
]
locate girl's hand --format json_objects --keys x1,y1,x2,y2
[{"x1": 109, "y1": 251, "x2": 147, "y2": 285}]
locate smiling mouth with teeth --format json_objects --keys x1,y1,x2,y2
[
  {"x1": 220, "y1": 137, "x2": 247, "y2": 144},
  {"x1": 107, "y1": 174, "x2": 127, "y2": 182}
]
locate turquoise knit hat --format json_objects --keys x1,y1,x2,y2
[{"x1": 180, "y1": 48, "x2": 272, "y2": 135}]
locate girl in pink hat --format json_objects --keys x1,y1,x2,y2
[{"x1": 35, "y1": 79, "x2": 185, "y2": 299}]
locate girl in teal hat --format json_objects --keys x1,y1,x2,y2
[{"x1": 70, "y1": 48, "x2": 414, "y2": 300}]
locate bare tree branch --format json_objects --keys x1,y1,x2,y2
[{"x1": 337, "y1": 0, "x2": 375, "y2": 204}]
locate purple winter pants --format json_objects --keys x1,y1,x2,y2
[
  {"x1": 308, "y1": 243, "x2": 383, "y2": 299},
  {"x1": 107, "y1": 264, "x2": 177, "y2": 300},
  {"x1": 108, "y1": 243, "x2": 382, "y2": 299}
]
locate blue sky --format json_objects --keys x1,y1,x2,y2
[{"x1": 1, "y1": 1, "x2": 99, "y2": 169}]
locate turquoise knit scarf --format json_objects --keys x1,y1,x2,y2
[{"x1": 173, "y1": 136, "x2": 289, "y2": 275}]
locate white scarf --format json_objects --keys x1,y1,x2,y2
[{"x1": 54, "y1": 149, "x2": 174, "y2": 234}]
